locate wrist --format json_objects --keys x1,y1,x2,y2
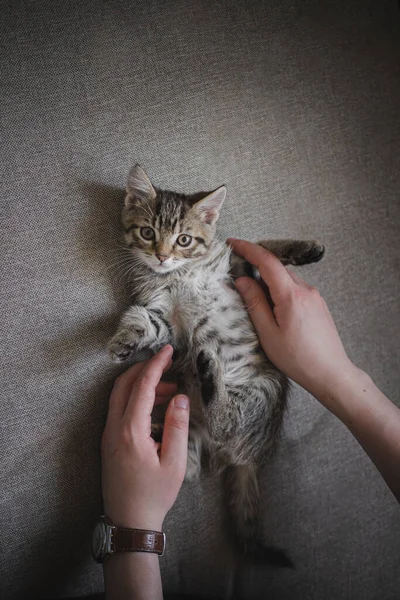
[
  {"x1": 105, "y1": 509, "x2": 164, "y2": 532},
  {"x1": 311, "y1": 361, "x2": 366, "y2": 415}
]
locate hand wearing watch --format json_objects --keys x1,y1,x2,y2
[{"x1": 92, "y1": 516, "x2": 166, "y2": 563}]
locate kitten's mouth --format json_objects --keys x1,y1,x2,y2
[
  {"x1": 153, "y1": 261, "x2": 175, "y2": 272},
  {"x1": 136, "y1": 252, "x2": 181, "y2": 273}
]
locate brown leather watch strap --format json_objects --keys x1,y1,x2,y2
[{"x1": 111, "y1": 527, "x2": 166, "y2": 556}]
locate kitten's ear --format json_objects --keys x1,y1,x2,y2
[
  {"x1": 125, "y1": 164, "x2": 157, "y2": 206},
  {"x1": 192, "y1": 185, "x2": 226, "y2": 225}
]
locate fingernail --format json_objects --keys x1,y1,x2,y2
[
  {"x1": 174, "y1": 395, "x2": 189, "y2": 409},
  {"x1": 226, "y1": 237, "x2": 237, "y2": 244}
]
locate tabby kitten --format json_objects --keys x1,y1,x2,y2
[{"x1": 109, "y1": 165, "x2": 325, "y2": 565}]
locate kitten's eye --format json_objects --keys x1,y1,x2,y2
[
  {"x1": 140, "y1": 227, "x2": 155, "y2": 241},
  {"x1": 177, "y1": 234, "x2": 192, "y2": 247}
]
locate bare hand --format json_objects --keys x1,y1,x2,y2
[
  {"x1": 101, "y1": 345, "x2": 190, "y2": 531},
  {"x1": 228, "y1": 239, "x2": 356, "y2": 399}
]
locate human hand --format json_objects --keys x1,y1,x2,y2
[
  {"x1": 228, "y1": 239, "x2": 357, "y2": 400},
  {"x1": 101, "y1": 345, "x2": 190, "y2": 532}
]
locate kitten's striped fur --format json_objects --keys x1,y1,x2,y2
[{"x1": 109, "y1": 165, "x2": 325, "y2": 565}]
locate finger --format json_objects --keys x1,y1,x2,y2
[
  {"x1": 107, "y1": 361, "x2": 147, "y2": 424},
  {"x1": 227, "y1": 238, "x2": 293, "y2": 304},
  {"x1": 124, "y1": 345, "x2": 174, "y2": 430},
  {"x1": 107, "y1": 358, "x2": 174, "y2": 425},
  {"x1": 286, "y1": 268, "x2": 313, "y2": 289},
  {"x1": 160, "y1": 395, "x2": 190, "y2": 474},
  {"x1": 235, "y1": 277, "x2": 278, "y2": 335}
]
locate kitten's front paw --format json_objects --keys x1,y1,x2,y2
[
  {"x1": 108, "y1": 308, "x2": 158, "y2": 362},
  {"x1": 108, "y1": 330, "x2": 142, "y2": 363},
  {"x1": 286, "y1": 241, "x2": 325, "y2": 266}
]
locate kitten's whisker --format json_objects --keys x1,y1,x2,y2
[
  {"x1": 106, "y1": 256, "x2": 135, "y2": 269},
  {"x1": 107, "y1": 252, "x2": 145, "y2": 281},
  {"x1": 107, "y1": 261, "x2": 137, "y2": 276}
]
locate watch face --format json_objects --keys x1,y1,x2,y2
[{"x1": 91, "y1": 519, "x2": 107, "y2": 563}]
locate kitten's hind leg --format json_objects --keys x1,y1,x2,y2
[
  {"x1": 152, "y1": 414, "x2": 202, "y2": 482},
  {"x1": 197, "y1": 349, "x2": 239, "y2": 443},
  {"x1": 152, "y1": 421, "x2": 202, "y2": 482},
  {"x1": 257, "y1": 239, "x2": 325, "y2": 266},
  {"x1": 185, "y1": 427, "x2": 203, "y2": 482}
]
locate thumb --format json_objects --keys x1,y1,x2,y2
[
  {"x1": 160, "y1": 395, "x2": 190, "y2": 473},
  {"x1": 235, "y1": 277, "x2": 277, "y2": 334}
]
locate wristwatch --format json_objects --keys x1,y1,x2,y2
[{"x1": 91, "y1": 516, "x2": 166, "y2": 563}]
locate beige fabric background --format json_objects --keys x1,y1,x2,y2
[{"x1": 1, "y1": 0, "x2": 399, "y2": 598}]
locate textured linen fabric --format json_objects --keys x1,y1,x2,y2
[{"x1": 1, "y1": 0, "x2": 400, "y2": 598}]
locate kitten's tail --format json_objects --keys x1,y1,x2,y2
[{"x1": 225, "y1": 464, "x2": 293, "y2": 568}]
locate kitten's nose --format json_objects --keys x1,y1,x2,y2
[{"x1": 156, "y1": 254, "x2": 169, "y2": 263}]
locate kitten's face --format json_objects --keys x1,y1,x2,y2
[{"x1": 122, "y1": 166, "x2": 226, "y2": 273}]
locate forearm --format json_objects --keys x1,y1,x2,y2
[
  {"x1": 317, "y1": 367, "x2": 400, "y2": 503},
  {"x1": 104, "y1": 553, "x2": 163, "y2": 600}
]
